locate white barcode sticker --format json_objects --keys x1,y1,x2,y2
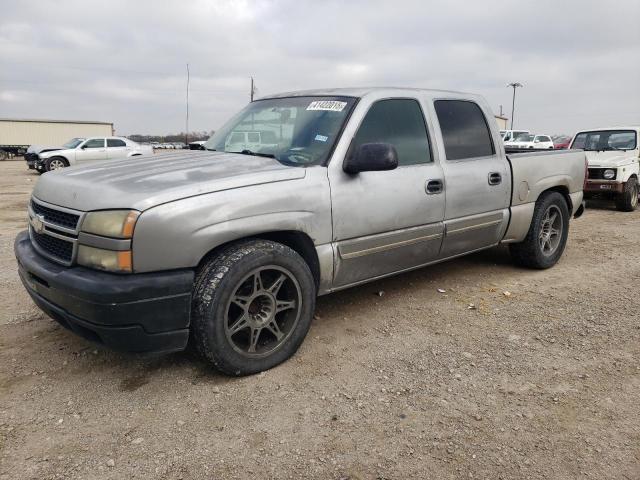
[{"x1": 306, "y1": 100, "x2": 347, "y2": 112}]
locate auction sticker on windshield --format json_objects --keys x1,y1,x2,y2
[{"x1": 306, "y1": 101, "x2": 347, "y2": 112}]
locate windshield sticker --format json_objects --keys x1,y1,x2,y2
[
  {"x1": 314, "y1": 134, "x2": 328, "y2": 142},
  {"x1": 306, "y1": 101, "x2": 347, "y2": 112}
]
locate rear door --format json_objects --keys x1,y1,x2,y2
[
  {"x1": 432, "y1": 99, "x2": 511, "y2": 257},
  {"x1": 328, "y1": 97, "x2": 445, "y2": 287},
  {"x1": 106, "y1": 138, "x2": 129, "y2": 160},
  {"x1": 75, "y1": 138, "x2": 107, "y2": 163}
]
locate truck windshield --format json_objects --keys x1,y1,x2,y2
[
  {"x1": 205, "y1": 96, "x2": 357, "y2": 166},
  {"x1": 571, "y1": 130, "x2": 637, "y2": 151},
  {"x1": 62, "y1": 138, "x2": 84, "y2": 149}
]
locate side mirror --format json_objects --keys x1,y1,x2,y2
[
  {"x1": 343, "y1": 143, "x2": 398, "y2": 174},
  {"x1": 81, "y1": 144, "x2": 88, "y2": 149}
]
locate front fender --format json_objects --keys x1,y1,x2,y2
[{"x1": 131, "y1": 169, "x2": 332, "y2": 273}]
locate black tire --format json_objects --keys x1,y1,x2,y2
[
  {"x1": 509, "y1": 191, "x2": 570, "y2": 269},
  {"x1": 615, "y1": 177, "x2": 638, "y2": 212},
  {"x1": 44, "y1": 156, "x2": 69, "y2": 172},
  {"x1": 191, "y1": 240, "x2": 316, "y2": 376}
]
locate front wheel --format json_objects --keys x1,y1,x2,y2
[
  {"x1": 191, "y1": 240, "x2": 316, "y2": 376},
  {"x1": 509, "y1": 191, "x2": 570, "y2": 269},
  {"x1": 615, "y1": 177, "x2": 638, "y2": 212},
  {"x1": 45, "y1": 156, "x2": 68, "y2": 171}
]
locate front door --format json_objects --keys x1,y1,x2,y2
[
  {"x1": 75, "y1": 138, "x2": 107, "y2": 163},
  {"x1": 329, "y1": 98, "x2": 446, "y2": 288},
  {"x1": 432, "y1": 99, "x2": 511, "y2": 257}
]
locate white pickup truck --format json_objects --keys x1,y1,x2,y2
[
  {"x1": 570, "y1": 127, "x2": 640, "y2": 211},
  {"x1": 16, "y1": 87, "x2": 587, "y2": 375}
]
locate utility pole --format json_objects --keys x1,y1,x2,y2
[
  {"x1": 185, "y1": 63, "x2": 190, "y2": 145},
  {"x1": 250, "y1": 76, "x2": 255, "y2": 102},
  {"x1": 507, "y1": 82, "x2": 523, "y2": 130}
]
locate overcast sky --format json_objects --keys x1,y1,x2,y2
[{"x1": 1, "y1": 0, "x2": 639, "y2": 136}]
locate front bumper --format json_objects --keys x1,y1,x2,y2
[
  {"x1": 585, "y1": 180, "x2": 625, "y2": 193},
  {"x1": 14, "y1": 231, "x2": 194, "y2": 354}
]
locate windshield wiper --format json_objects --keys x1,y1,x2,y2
[{"x1": 235, "y1": 149, "x2": 277, "y2": 159}]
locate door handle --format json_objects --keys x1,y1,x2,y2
[
  {"x1": 488, "y1": 172, "x2": 502, "y2": 185},
  {"x1": 426, "y1": 179, "x2": 444, "y2": 194}
]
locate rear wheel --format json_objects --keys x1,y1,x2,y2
[
  {"x1": 509, "y1": 191, "x2": 569, "y2": 269},
  {"x1": 615, "y1": 177, "x2": 638, "y2": 212},
  {"x1": 45, "y1": 156, "x2": 68, "y2": 171},
  {"x1": 191, "y1": 240, "x2": 316, "y2": 376}
]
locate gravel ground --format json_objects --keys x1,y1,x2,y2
[{"x1": 0, "y1": 160, "x2": 639, "y2": 479}]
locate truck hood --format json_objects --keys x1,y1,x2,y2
[
  {"x1": 585, "y1": 150, "x2": 638, "y2": 168},
  {"x1": 32, "y1": 151, "x2": 307, "y2": 212}
]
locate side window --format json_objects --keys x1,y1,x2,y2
[
  {"x1": 229, "y1": 132, "x2": 245, "y2": 144},
  {"x1": 247, "y1": 132, "x2": 260, "y2": 143},
  {"x1": 107, "y1": 139, "x2": 126, "y2": 147},
  {"x1": 84, "y1": 138, "x2": 105, "y2": 148},
  {"x1": 352, "y1": 98, "x2": 432, "y2": 166},
  {"x1": 434, "y1": 100, "x2": 495, "y2": 160}
]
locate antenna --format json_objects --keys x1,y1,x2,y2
[
  {"x1": 250, "y1": 76, "x2": 255, "y2": 102},
  {"x1": 185, "y1": 63, "x2": 190, "y2": 145}
]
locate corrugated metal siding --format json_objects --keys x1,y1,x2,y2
[{"x1": 0, "y1": 120, "x2": 114, "y2": 146}]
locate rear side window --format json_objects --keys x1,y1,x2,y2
[
  {"x1": 107, "y1": 139, "x2": 126, "y2": 147},
  {"x1": 434, "y1": 100, "x2": 495, "y2": 160},
  {"x1": 353, "y1": 98, "x2": 431, "y2": 166}
]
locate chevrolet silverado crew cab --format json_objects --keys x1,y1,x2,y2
[
  {"x1": 15, "y1": 88, "x2": 587, "y2": 375},
  {"x1": 570, "y1": 127, "x2": 640, "y2": 211}
]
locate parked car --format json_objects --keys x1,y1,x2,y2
[
  {"x1": 172, "y1": 142, "x2": 187, "y2": 149},
  {"x1": 501, "y1": 129, "x2": 530, "y2": 142},
  {"x1": 505, "y1": 134, "x2": 554, "y2": 150},
  {"x1": 15, "y1": 87, "x2": 586, "y2": 375},
  {"x1": 189, "y1": 140, "x2": 207, "y2": 150},
  {"x1": 552, "y1": 135, "x2": 572, "y2": 149},
  {"x1": 571, "y1": 127, "x2": 639, "y2": 211},
  {"x1": 25, "y1": 138, "x2": 85, "y2": 170},
  {"x1": 35, "y1": 137, "x2": 153, "y2": 172}
]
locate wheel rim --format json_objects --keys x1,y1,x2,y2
[
  {"x1": 49, "y1": 159, "x2": 65, "y2": 170},
  {"x1": 224, "y1": 266, "x2": 302, "y2": 358},
  {"x1": 538, "y1": 205, "x2": 563, "y2": 256}
]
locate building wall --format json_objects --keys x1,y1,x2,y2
[
  {"x1": 494, "y1": 115, "x2": 508, "y2": 131},
  {"x1": 0, "y1": 120, "x2": 114, "y2": 147},
  {"x1": 495, "y1": 115, "x2": 509, "y2": 130}
]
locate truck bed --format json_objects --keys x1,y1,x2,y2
[{"x1": 502, "y1": 149, "x2": 586, "y2": 243}]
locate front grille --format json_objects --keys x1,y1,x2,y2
[
  {"x1": 588, "y1": 168, "x2": 617, "y2": 180},
  {"x1": 31, "y1": 200, "x2": 80, "y2": 230},
  {"x1": 31, "y1": 229, "x2": 73, "y2": 262}
]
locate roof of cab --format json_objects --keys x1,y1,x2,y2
[{"x1": 259, "y1": 86, "x2": 475, "y2": 100}]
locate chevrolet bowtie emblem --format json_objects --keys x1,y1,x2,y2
[{"x1": 31, "y1": 213, "x2": 45, "y2": 234}]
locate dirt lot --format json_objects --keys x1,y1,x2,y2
[{"x1": 0, "y1": 160, "x2": 638, "y2": 479}]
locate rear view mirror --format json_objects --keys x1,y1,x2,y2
[{"x1": 343, "y1": 143, "x2": 398, "y2": 174}]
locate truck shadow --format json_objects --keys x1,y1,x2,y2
[{"x1": 37, "y1": 245, "x2": 517, "y2": 383}]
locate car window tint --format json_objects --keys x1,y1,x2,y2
[
  {"x1": 435, "y1": 100, "x2": 495, "y2": 160},
  {"x1": 107, "y1": 139, "x2": 126, "y2": 147},
  {"x1": 84, "y1": 139, "x2": 105, "y2": 148},
  {"x1": 353, "y1": 99, "x2": 431, "y2": 166}
]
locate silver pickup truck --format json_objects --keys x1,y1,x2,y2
[{"x1": 15, "y1": 88, "x2": 586, "y2": 375}]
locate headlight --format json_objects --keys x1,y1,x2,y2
[
  {"x1": 81, "y1": 210, "x2": 139, "y2": 238},
  {"x1": 603, "y1": 169, "x2": 615, "y2": 180},
  {"x1": 77, "y1": 245, "x2": 132, "y2": 273}
]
